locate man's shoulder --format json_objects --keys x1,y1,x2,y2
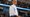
[
  {"x1": 11, "y1": 4, "x2": 16, "y2": 6},
  {"x1": 10, "y1": 4, "x2": 16, "y2": 8}
]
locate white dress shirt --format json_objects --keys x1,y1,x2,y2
[{"x1": 9, "y1": 4, "x2": 18, "y2": 16}]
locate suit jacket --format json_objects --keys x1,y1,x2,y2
[{"x1": 9, "y1": 4, "x2": 18, "y2": 16}]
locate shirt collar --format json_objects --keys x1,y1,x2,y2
[{"x1": 11, "y1": 4, "x2": 16, "y2": 7}]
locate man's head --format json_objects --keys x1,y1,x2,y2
[{"x1": 12, "y1": 0, "x2": 17, "y2": 5}]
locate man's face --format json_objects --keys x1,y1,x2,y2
[{"x1": 12, "y1": 0, "x2": 17, "y2": 5}]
